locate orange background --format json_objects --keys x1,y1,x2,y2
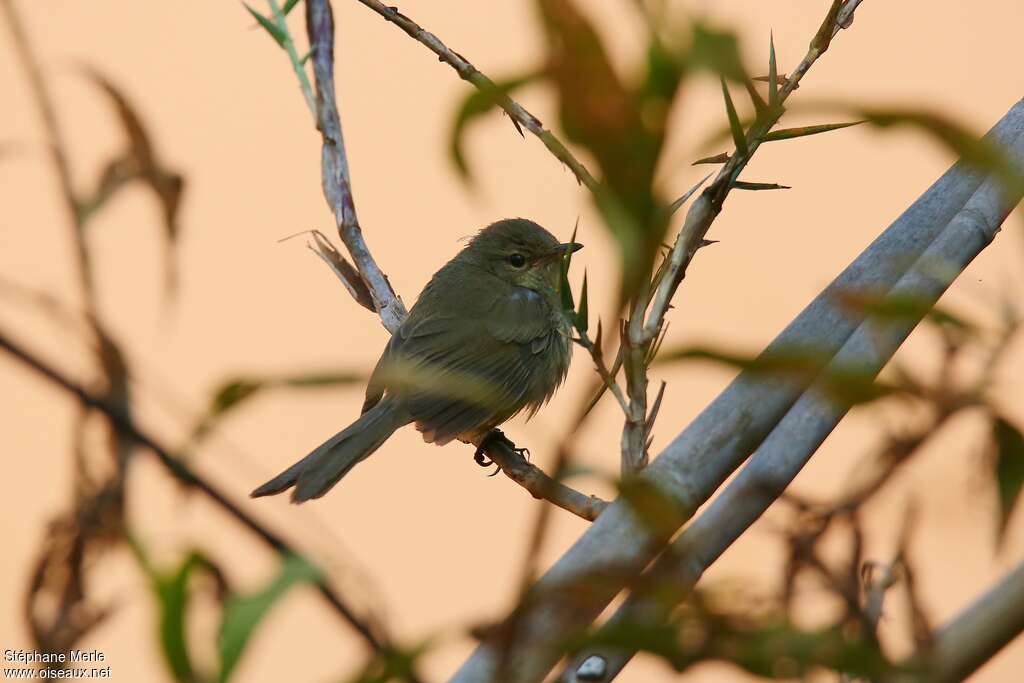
[{"x1": 1, "y1": 1, "x2": 1023, "y2": 681}]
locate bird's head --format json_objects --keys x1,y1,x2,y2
[{"x1": 461, "y1": 218, "x2": 583, "y2": 293}]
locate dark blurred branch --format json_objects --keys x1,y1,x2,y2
[
  {"x1": 353, "y1": 0, "x2": 599, "y2": 192},
  {"x1": 0, "y1": 328, "x2": 391, "y2": 657},
  {"x1": 899, "y1": 559, "x2": 1024, "y2": 683},
  {"x1": 0, "y1": 0, "x2": 94, "y2": 312}
]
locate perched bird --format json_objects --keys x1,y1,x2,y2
[{"x1": 252, "y1": 218, "x2": 581, "y2": 502}]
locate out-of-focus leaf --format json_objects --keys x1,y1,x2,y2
[
  {"x1": 449, "y1": 71, "x2": 540, "y2": 181},
  {"x1": 78, "y1": 68, "x2": 185, "y2": 299},
  {"x1": 537, "y1": 0, "x2": 677, "y2": 301},
  {"x1": 655, "y1": 345, "x2": 898, "y2": 407},
  {"x1": 834, "y1": 290, "x2": 976, "y2": 335},
  {"x1": 188, "y1": 371, "x2": 363, "y2": 446},
  {"x1": 732, "y1": 181, "x2": 790, "y2": 191},
  {"x1": 859, "y1": 107, "x2": 1024, "y2": 198},
  {"x1": 567, "y1": 606, "x2": 893, "y2": 677},
  {"x1": 763, "y1": 120, "x2": 863, "y2": 142},
  {"x1": 720, "y1": 78, "x2": 748, "y2": 156},
  {"x1": 244, "y1": 3, "x2": 287, "y2": 47},
  {"x1": 617, "y1": 477, "x2": 688, "y2": 538},
  {"x1": 992, "y1": 417, "x2": 1024, "y2": 547},
  {"x1": 281, "y1": 0, "x2": 301, "y2": 15},
  {"x1": 689, "y1": 23, "x2": 747, "y2": 82},
  {"x1": 130, "y1": 542, "x2": 226, "y2": 683},
  {"x1": 346, "y1": 643, "x2": 429, "y2": 683},
  {"x1": 219, "y1": 554, "x2": 321, "y2": 682}
]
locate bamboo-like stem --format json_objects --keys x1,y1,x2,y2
[{"x1": 556, "y1": 99, "x2": 1024, "y2": 683}]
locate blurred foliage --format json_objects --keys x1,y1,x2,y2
[
  {"x1": 132, "y1": 541, "x2": 320, "y2": 683},
  {"x1": 991, "y1": 417, "x2": 1024, "y2": 547},
  {"x1": 566, "y1": 588, "x2": 894, "y2": 678},
  {"x1": 187, "y1": 371, "x2": 363, "y2": 447}
]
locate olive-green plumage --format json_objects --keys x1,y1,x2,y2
[{"x1": 251, "y1": 218, "x2": 580, "y2": 503}]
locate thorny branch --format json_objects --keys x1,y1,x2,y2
[{"x1": 294, "y1": 0, "x2": 608, "y2": 520}]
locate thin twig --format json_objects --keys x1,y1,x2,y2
[
  {"x1": 638, "y1": 0, "x2": 866, "y2": 346},
  {"x1": 485, "y1": 440, "x2": 607, "y2": 522},
  {"x1": 0, "y1": 328, "x2": 390, "y2": 655},
  {"x1": 353, "y1": 0, "x2": 599, "y2": 192}
]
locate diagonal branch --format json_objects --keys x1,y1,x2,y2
[
  {"x1": 0, "y1": 327, "x2": 390, "y2": 655},
  {"x1": 353, "y1": 0, "x2": 599, "y2": 192}
]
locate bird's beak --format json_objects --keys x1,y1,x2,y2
[{"x1": 536, "y1": 242, "x2": 584, "y2": 265}]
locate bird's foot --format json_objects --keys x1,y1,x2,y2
[{"x1": 475, "y1": 429, "x2": 531, "y2": 477}]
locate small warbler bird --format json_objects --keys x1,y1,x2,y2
[{"x1": 252, "y1": 218, "x2": 581, "y2": 502}]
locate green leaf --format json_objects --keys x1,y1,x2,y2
[
  {"x1": 244, "y1": 3, "x2": 287, "y2": 48},
  {"x1": 188, "y1": 371, "x2": 363, "y2": 446},
  {"x1": 834, "y1": 291, "x2": 976, "y2": 335},
  {"x1": 654, "y1": 345, "x2": 897, "y2": 407},
  {"x1": 720, "y1": 77, "x2": 748, "y2": 156},
  {"x1": 281, "y1": 0, "x2": 301, "y2": 15},
  {"x1": 763, "y1": 120, "x2": 863, "y2": 142},
  {"x1": 219, "y1": 554, "x2": 321, "y2": 682},
  {"x1": 575, "y1": 270, "x2": 589, "y2": 334},
  {"x1": 858, "y1": 107, "x2": 1024, "y2": 198},
  {"x1": 689, "y1": 23, "x2": 747, "y2": 82},
  {"x1": 449, "y1": 71, "x2": 539, "y2": 181},
  {"x1": 732, "y1": 181, "x2": 790, "y2": 191},
  {"x1": 768, "y1": 32, "x2": 779, "y2": 109},
  {"x1": 992, "y1": 417, "x2": 1024, "y2": 546},
  {"x1": 129, "y1": 542, "x2": 224, "y2": 683}
]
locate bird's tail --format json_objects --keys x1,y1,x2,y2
[{"x1": 251, "y1": 396, "x2": 409, "y2": 503}]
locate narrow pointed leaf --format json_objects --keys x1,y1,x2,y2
[
  {"x1": 764, "y1": 121, "x2": 863, "y2": 142},
  {"x1": 219, "y1": 554, "x2": 321, "y2": 682},
  {"x1": 692, "y1": 152, "x2": 731, "y2": 166},
  {"x1": 721, "y1": 77, "x2": 748, "y2": 155},
  {"x1": 281, "y1": 0, "x2": 301, "y2": 15},
  {"x1": 733, "y1": 181, "x2": 790, "y2": 191},
  {"x1": 768, "y1": 32, "x2": 779, "y2": 108},
  {"x1": 244, "y1": 4, "x2": 287, "y2": 48},
  {"x1": 992, "y1": 417, "x2": 1024, "y2": 546}
]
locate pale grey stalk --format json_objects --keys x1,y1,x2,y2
[{"x1": 450, "y1": 98, "x2": 1024, "y2": 683}]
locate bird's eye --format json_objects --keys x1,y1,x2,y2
[{"x1": 508, "y1": 253, "x2": 527, "y2": 268}]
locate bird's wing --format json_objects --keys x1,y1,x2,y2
[{"x1": 368, "y1": 271, "x2": 559, "y2": 444}]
